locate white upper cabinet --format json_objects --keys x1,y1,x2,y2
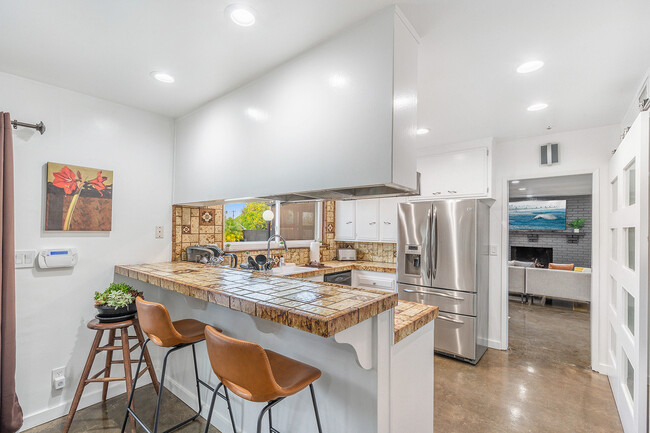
[
  {"x1": 173, "y1": 7, "x2": 419, "y2": 205},
  {"x1": 336, "y1": 197, "x2": 404, "y2": 242},
  {"x1": 335, "y1": 201, "x2": 356, "y2": 241},
  {"x1": 415, "y1": 148, "x2": 490, "y2": 200},
  {"x1": 355, "y1": 199, "x2": 380, "y2": 240},
  {"x1": 379, "y1": 197, "x2": 406, "y2": 242}
]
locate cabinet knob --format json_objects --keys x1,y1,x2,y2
[
  {"x1": 346, "y1": 221, "x2": 352, "y2": 224},
  {"x1": 433, "y1": 192, "x2": 441, "y2": 195},
  {"x1": 384, "y1": 221, "x2": 391, "y2": 225},
  {"x1": 369, "y1": 222, "x2": 376, "y2": 225},
  {"x1": 448, "y1": 190, "x2": 457, "y2": 194}
]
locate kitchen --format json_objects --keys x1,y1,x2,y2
[{"x1": 1, "y1": 1, "x2": 650, "y2": 433}]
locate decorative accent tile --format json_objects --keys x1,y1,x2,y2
[
  {"x1": 199, "y1": 208, "x2": 214, "y2": 226},
  {"x1": 182, "y1": 225, "x2": 191, "y2": 234}
]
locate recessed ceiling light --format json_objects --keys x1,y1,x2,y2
[
  {"x1": 511, "y1": 180, "x2": 520, "y2": 184},
  {"x1": 527, "y1": 103, "x2": 548, "y2": 112},
  {"x1": 517, "y1": 60, "x2": 544, "y2": 74},
  {"x1": 151, "y1": 71, "x2": 175, "y2": 83},
  {"x1": 416, "y1": 128, "x2": 430, "y2": 135},
  {"x1": 518, "y1": 187, "x2": 526, "y2": 191},
  {"x1": 226, "y1": 4, "x2": 256, "y2": 26},
  {"x1": 329, "y1": 74, "x2": 349, "y2": 88}
]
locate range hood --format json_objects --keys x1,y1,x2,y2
[
  {"x1": 258, "y1": 173, "x2": 421, "y2": 202},
  {"x1": 173, "y1": 7, "x2": 421, "y2": 206}
]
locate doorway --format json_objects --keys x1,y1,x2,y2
[{"x1": 506, "y1": 173, "x2": 594, "y2": 369}]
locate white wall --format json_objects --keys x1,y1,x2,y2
[
  {"x1": 490, "y1": 125, "x2": 620, "y2": 372},
  {"x1": 0, "y1": 72, "x2": 175, "y2": 430}
]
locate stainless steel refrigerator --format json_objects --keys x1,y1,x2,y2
[{"x1": 397, "y1": 199, "x2": 492, "y2": 364}]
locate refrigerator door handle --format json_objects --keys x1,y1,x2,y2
[
  {"x1": 402, "y1": 288, "x2": 464, "y2": 300},
  {"x1": 437, "y1": 314, "x2": 465, "y2": 325},
  {"x1": 426, "y1": 208, "x2": 433, "y2": 281},
  {"x1": 431, "y1": 207, "x2": 438, "y2": 280}
]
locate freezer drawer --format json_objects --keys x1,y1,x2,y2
[
  {"x1": 435, "y1": 312, "x2": 476, "y2": 360},
  {"x1": 398, "y1": 283, "x2": 476, "y2": 316}
]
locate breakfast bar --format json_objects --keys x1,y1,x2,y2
[{"x1": 115, "y1": 262, "x2": 437, "y2": 433}]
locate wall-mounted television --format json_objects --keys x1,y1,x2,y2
[{"x1": 508, "y1": 200, "x2": 566, "y2": 231}]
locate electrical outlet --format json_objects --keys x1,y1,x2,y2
[
  {"x1": 52, "y1": 367, "x2": 65, "y2": 390},
  {"x1": 155, "y1": 226, "x2": 164, "y2": 239}
]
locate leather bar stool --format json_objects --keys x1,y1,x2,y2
[
  {"x1": 203, "y1": 325, "x2": 323, "y2": 433},
  {"x1": 121, "y1": 297, "x2": 219, "y2": 433}
]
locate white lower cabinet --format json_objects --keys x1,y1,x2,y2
[{"x1": 352, "y1": 270, "x2": 396, "y2": 292}]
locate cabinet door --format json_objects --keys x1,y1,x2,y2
[
  {"x1": 416, "y1": 148, "x2": 488, "y2": 199},
  {"x1": 355, "y1": 199, "x2": 380, "y2": 241},
  {"x1": 379, "y1": 197, "x2": 406, "y2": 242},
  {"x1": 335, "y1": 201, "x2": 356, "y2": 241}
]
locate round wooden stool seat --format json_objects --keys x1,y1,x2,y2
[
  {"x1": 64, "y1": 317, "x2": 159, "y2": 433},
  {"x1": 87, "y1": 318, "x2": 135, "y2": 330}
]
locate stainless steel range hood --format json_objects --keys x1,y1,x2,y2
[{"x1": 258, "y1": 173, "x2": 420, "y2": 202}]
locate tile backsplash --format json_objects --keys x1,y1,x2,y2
[{"x1": 171, "y1": 200, "x2": 396, "y2": 264}]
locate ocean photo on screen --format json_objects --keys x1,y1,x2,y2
[{"x1": 508, "y1": 200, "x2": 567, "y2": 231}]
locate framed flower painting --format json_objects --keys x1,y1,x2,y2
[{"x1": 45, "y1": 162, "x2": 113, "y2": 231}]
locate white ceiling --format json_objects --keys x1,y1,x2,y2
[
  {"x1": 509, "y1": 174, "x2": 592, "y2": 198},
  {"x1": 1, "y1": 0, "x2": 649, "y2": 146}
]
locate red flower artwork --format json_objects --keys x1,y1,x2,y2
[
  {"x1": 88, "y1": 171, "x2": 108, "y2": 196},
  {"x1": 52, "y1": 166, "x2": 78, "y2": 195}
]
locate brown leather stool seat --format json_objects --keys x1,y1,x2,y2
[
  {"x1": 120, "y1": 297, "x2": 219, "y2": 433},
  {"x1": 203, "y1": 325, "x2": 323, "y2": 433}
]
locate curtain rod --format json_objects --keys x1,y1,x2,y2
[{"x1": 11, "y1": 120, "x2": 46, "y2": 135}]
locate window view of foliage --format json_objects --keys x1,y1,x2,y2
[{"x1": 225, "y1": 202, "x2": 272, "y2": 242}]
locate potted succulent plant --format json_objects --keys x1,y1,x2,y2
[
  {"x1": 94, "y1": 282, "x2": 143, "y2": 318},
  {"x1": 568, "y1": 218, "x2": 585, "y2": 233}
]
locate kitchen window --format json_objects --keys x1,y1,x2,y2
[{"x1": 224, "y1": 201, "x2": 321, "y2": 251}]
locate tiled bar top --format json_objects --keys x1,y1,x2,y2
[
  {"x1": 394, "y1": 301, "x2": 439, "y2": 344},
  {"x1": 115, "y1": 262, "x2": 397, "y2": 338}
]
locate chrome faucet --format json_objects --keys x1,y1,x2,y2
[{"x1": 267, "y1": 234, "x2": 288, "y2": 270}]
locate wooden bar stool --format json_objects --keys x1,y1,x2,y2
[
  {"x1": 203, "y1": 325, "x2": 323, "y2": 433},
  {"x1": 63, "y1": 318, "x2": 159, "y2": 433},
  {"x1": 121, "y1": 297, "x2": 222, "y2": 433}
]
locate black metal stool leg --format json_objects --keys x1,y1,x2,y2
[
  {"x1": 203, "y1": 382, "x2": 222, "y2": 433},
  {"x1": 224, "y1": 387, "x2": 237, "y2": 433},
  {"x1": 268, "y1": 407, "x2": 272, "y2": 433},
  {"x1": 192, "y1": 344, "x2": 203, "y2": 414},
  {"x1": 152, "y1": 347, "x2": 174, "y2": 433},
  {"x1": 256, "y1": 398, "x2": 283, "y2": 433},
  {"x1": 120, "y1": 339, "x2": 149, "y2": 433},
  {"x1": 310, "y1": 384, "x2": 323, "y2": 433}
]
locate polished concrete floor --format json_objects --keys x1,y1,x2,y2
[
  {"x1": 29, "y1": 301, "x2": 622, "y2": 433},
  {"x1": 25, "y1": 385, "x2": 222, "y2": 433},
  {"x1": 435, "y1": 300, "x2": 623, "y2": 433}
]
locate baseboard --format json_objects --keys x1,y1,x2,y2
[
  {"x1": 487, "y1": 338, "x2": 505, "y2": 350},
  {"x1": 20, "y1": 377, "x2": 151, "y2": 432}
]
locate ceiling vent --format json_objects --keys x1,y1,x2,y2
[{"x1": 540, "y1": 143, "x2": 559, "y2": 166}]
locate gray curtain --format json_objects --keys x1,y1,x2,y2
[{"x1": 0, "y1": 113, "x2": 22, "y2": 433}]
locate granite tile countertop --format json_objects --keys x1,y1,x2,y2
[
  {"x1": 268, "y1": 260, "x2": 396, "y2": 278},
  {"x1": 115, "y1": 262, "x2": 397, "y2": 338},
  {"x1": 394, "y1": 301, "x2": 439, "y2": 344}
]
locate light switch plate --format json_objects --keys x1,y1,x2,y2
[
  {"x1": 489, "y1": 245, "x2": 498, "y2": 256},
  {"x1": 15, "y1": 250, "x2": 36, "y2": 268},
  {"x1": 155, "y1": 226, "x2": 164, "y2": 239}
]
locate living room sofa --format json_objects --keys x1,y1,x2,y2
[{"x1": 524, "y1": 267, "x2": 591, "y2": 302}]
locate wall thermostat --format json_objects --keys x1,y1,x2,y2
[{"x1": 38, "y1": 248, "x2": 78, "y2": 269}]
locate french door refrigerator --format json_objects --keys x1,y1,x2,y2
[{"x1": 397, "y1": 199, "x2": 492, "y2": 364}]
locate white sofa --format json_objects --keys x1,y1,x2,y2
[
  {"x1": 508, "y1": 266, "x2": 526, "y2": 296},
  {"x1": 524, "y1": 267, "x2": 591, "y2": 302}
]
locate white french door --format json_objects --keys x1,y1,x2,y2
[{"x1": 608, "y1": 111, "x2": 649, "y2": 433}]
